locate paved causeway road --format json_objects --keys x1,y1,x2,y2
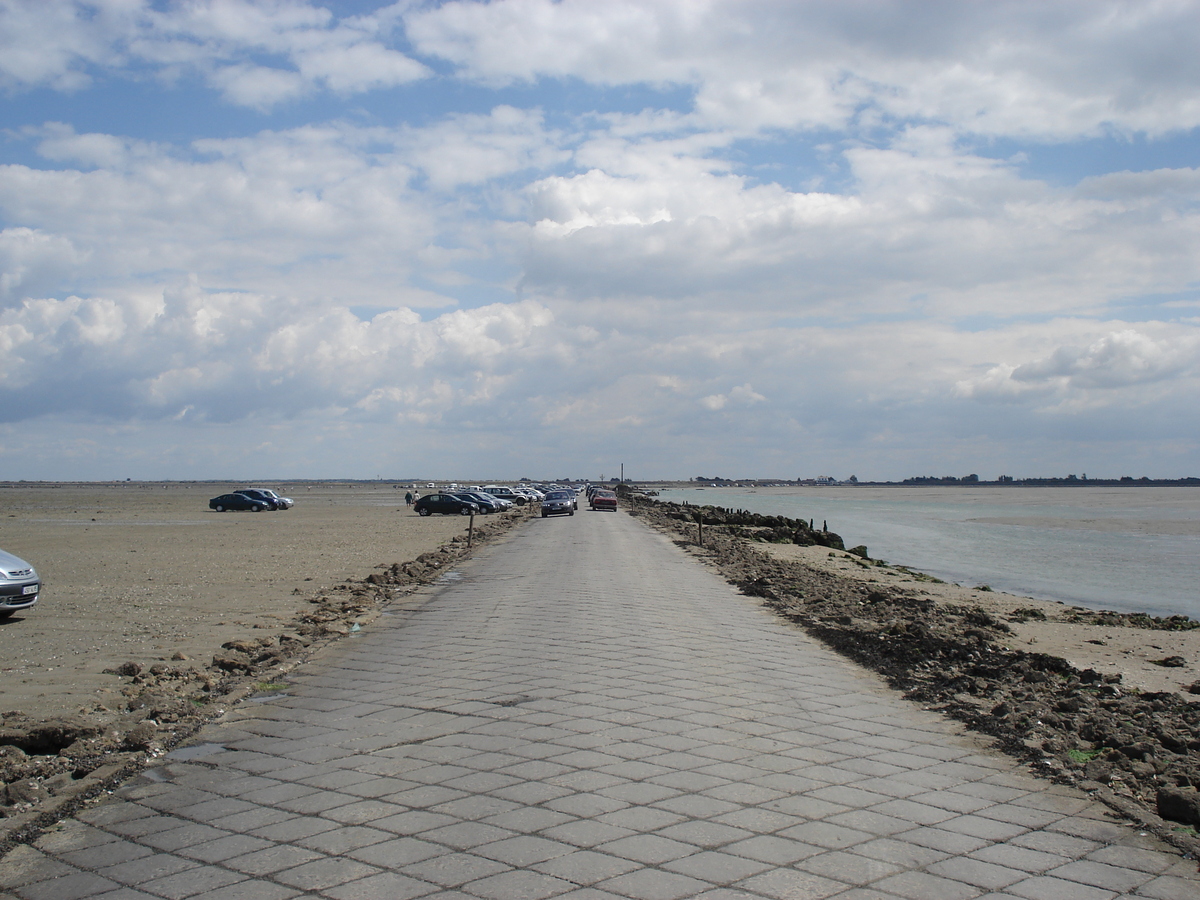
[{"x1": 4, "y1": 506, "x2": 1198, "y2": 899}]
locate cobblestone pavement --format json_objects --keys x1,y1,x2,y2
[{"x1": 3, "y1": 506, "x2": 1198, "y2": 899}]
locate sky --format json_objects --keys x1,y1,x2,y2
[{"x1": 1, "y1": 0, "x2": 1199, "y2": 483}]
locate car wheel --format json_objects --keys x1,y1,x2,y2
[
  {"x1": 569, "y1": 510, "x2": 574, "y2": 516},
  {"x1": 214, "y1": 505, "x2": 224, "y2": 512},
  {"x1": 418, "y1": 508, "x2": 431, "y2": 516},
  {"x1": 460, "y1": 507, "x2": 472, "y2": 515},
  {"x1": 252, "y1": 504, "x2": 263, "y2": 512}
]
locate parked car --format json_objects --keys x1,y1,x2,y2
[
  {"x1": 414, "y1": 493, "x2": 481, "y2": 516},
  {"x1": 482, "y1": 486, "x2": 527, "y2": 505},
  {"x1": 237, "y1": 488, "x2": 293, "y2": 510},
  {"x1": 450, "y1": 491, "x2": 504, "y2": 513},
  {"x1": 237, "y1": 489, "x2": 294, "y2": 511},
  {"x1": 541, "y1": 490, "x2": 576, "y2": 517},
  {"x1": 0, "y1": 548, "x2": 40, "y2": 619},
  {"x1": 590, "y1": 490, "x2": 618, "y2": 511},
  {"x1": 209, "y1": 493, "x2": 272, "y2": 512}
]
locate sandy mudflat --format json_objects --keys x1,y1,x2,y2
[
  {"x1": 759, "y1": 542, "x2": 1200, "y2": 696},
  {"x1": 0, "y1": 482, "x2": 478, "y2": 717}
]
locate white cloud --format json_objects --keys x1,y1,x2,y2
[
  {"x1": 955, "y1": 328, "x2": 1200, "y2": 407},
  {"x1": 403, "y1": 106, "x2": 569, "y2": 190},
  {"x1": 0, "y1": 0, "x2": 428, "y2": 108},
  {"x1": 407, "y1": 0, "x2": 1200, "y2": 139},
  {"x1": 3, "y1": 2, "x2": 1200, "y2": 479}
]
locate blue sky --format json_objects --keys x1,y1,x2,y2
[{"x1": 1, "y1": 0, "x2": 1199, "y2": 482}]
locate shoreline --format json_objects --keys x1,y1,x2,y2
[
  {"x1": 652, "y1": 484, "x2": 1200, "y2": 621},
  {"x1": 627, "y1": 494, "x2": 1200, "y2": 851}
]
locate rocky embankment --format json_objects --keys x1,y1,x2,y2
[
  {"x1": 0, "y1": 512, "x2": 525, "y2": 852},
  {"x1": 629, "y1": 495, "x2": 1200, "y2": 854}
]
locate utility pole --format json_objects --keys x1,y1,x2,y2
[{"x1": 621, "y1": 463, "x2": 624, "y2": 483}]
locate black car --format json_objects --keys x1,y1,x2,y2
[
  {"x1": 413, "y1": 493, "x2": 481, "y2": 516},
  {"x1": 209, "y1": 493, "x2": 272, "y2": 512},
  {"x1": 450, "y1": 491, "x2": 504, "y2": 513}
]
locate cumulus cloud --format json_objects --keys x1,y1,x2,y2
[
  {"x1": 0, "y1": 274, "x2": 558, "y2": 424},
  {"x1": 700, "y1": 383, "x2": 765, "y2": 411},
  {"x1": 3, "y1": 2, "x2": 1200, "y2": 478},
  {"x1": 407, "y1": 0, "x2": 1200, "y2": 139},
  {"x1": 955, "y1": 329, "x2": 1200, "y2": 404}
]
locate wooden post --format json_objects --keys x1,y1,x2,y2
[
  {"x1": 468, "y1": 511, "x2": 474, "y2": 547},
  {"x1": 695, "y1": 512, "x2": 703, "y2": 547}
]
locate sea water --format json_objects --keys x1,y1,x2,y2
[{"x1": 656, "y1": 486, "x2": 1200, "y2": 620}]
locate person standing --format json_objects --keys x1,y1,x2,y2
[{"x1": 405, "y1": 490, "x2": 413, "y2": 506}]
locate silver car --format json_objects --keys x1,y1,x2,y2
[{"x1": 0, "y1": 548, "x2": 40, "y2": 618}]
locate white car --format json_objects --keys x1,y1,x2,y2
[
  {"x1": 0, "y1": 548, "x2": 40, "y2": 618},
  {"x1": 483, "y1": 486, "x2": 527, "y2": 506}
]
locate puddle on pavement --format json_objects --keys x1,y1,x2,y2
[
  {"x1": 165, "y1": 742, "x2": 229, "y2": 761},
  {"x1": 436, "y1": 570, "x2": 464, "y2": 584},
  {"x1": 249, "y1": 691, "x2": 290, "y2": 703}
]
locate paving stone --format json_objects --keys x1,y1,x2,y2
[
  {"x1": 13, "y1": 872, "x2": 122, "y2": 900},
  {"x1": 321, "y1": 871, "x2": 439, "y2": 900},
  {"x1": 734, "y1": 867, "x2": 849, "y2": 899},
  {"x1": 1003, "y1": 875, "x2": 1118, "y2": 900},
  {"x1": 272, "y1": 857, "x2": 382, "y2": 891},
  {"x1": 0, "y1": 846, "x2": 84, "y2": 887},
  {"x1": 1042, "y1": 859, "x2": 1151, "y2": 893},
  {"x1": 796, "y1": 849, "x2": 906, "y2": 885},
  {"x1": 225, "y1": 843, "x2": 325, "y2": 876},
  {"x1": 136, "y1": 865, "x2": 246, "y2": 899},
  {"x1": 95, "y1": 852, "x2": 198, "y2": 885},
  {"x1": 661, "y1": 849, "x2": 774, "y2": 884},
  {"x1": 593, "y1": 868, "x2": 714, "y2": 900},
  {"x1": 529, "y1": 849, "x2": 642, "y2": 885},
  {"x1": 1136, "y1": 874, "x2": 1200, "y2": 900},
  {"x1": 870, "y1": 870, "x2": 984, "y2": 900},
  {"x1": 400, "y1": 852, "x2": 512, "y2": 887},
  {"x1": 926, "y1": 856, "x2": 1027, "y2": 891}
]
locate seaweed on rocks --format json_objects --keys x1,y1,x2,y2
[{"x1": 632, "y1": 495, "x2": 1200, "y2": 851}]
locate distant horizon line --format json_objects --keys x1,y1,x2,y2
[{"x1": 3, "y1": 476, "x2": 1199, "y2": 487}]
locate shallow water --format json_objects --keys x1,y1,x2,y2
[{"x1": 657, "y1": 486, "x2": 1200, "y2": 620}]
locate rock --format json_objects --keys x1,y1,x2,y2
[
  {"x1": 221, "y1": 639, "x2": 261, "y2": 654},
  {"x1": 211, "y1": 652, "x2": 253, "y2": 673},
  {"x1": 4, "y1": 778, "x2": 47, "y2": 805},
  {"x1": 1157, "y1": 786, "x2": 1200, "y2": 825},
  {"x1": 1151, "y1": 656, "x2": 1187, "y2": 668},
  {"x1": 122, "y1": 722, "x2": 157, "y2": 750},
  {"x1": 102, "y1": 661, "x2": 142, "y2": 677}
]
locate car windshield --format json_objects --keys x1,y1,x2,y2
[{"x1": 547, "y1": 491, "x2": 571, "y2": 499}]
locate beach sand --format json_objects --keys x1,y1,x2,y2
[
  {"x1": 0, "y1": 482, "x2": 479, "y2": 717},
  {"x1": 759, "y1": 542, "x2": 1200, "y2": 696}
]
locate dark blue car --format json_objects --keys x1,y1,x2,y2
[{"x1": 209, "y1": 493, "x2": 271, "y2": 512}]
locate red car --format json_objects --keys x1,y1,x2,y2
[{"x1": 590, "y1": 490, "x2": 617, "y2": 511}]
